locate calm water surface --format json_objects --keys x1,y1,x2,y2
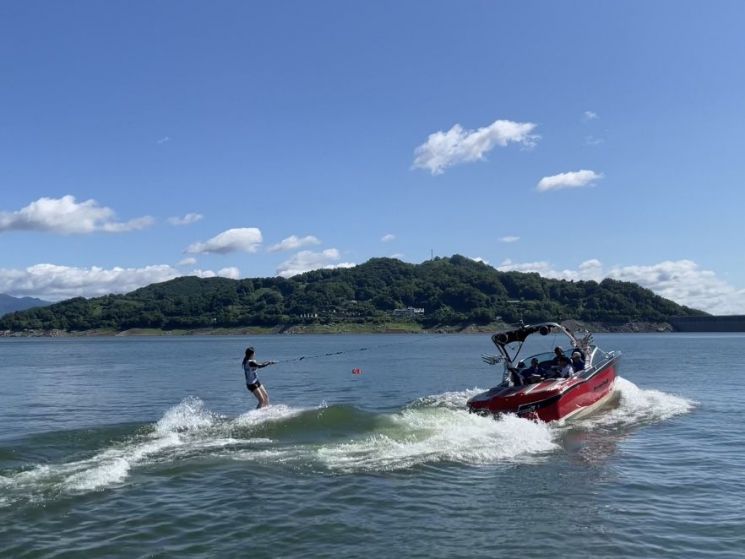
[{"x1": 1, "y1": 333, "x2": 744, "y2": 558}]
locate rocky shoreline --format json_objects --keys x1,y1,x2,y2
[{"x1": 0, "y1": 320, "x2": 675, "y2": 338}]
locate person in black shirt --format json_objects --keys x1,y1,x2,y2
[{"x1": 520, "y1": 358, "x2": 546, "y2": 384}]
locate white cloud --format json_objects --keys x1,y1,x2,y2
[
  {"x1": 276, "y1": 249, "x2": 356, "y2": 278},
  {"x1": 496, "y1": 258, "x2": 745, "y2": 315},
  {"x1": 168, "y1": 213, "x2": 203, "y2": 226},
  {"x1": 157, "y1": 136, "x2": 171, "y2": 144},
  {"x1": 381, "y1": 233, "x2": 396, "y2": 243},
  {"x1": 585, "y1": 135, "x2": 605, "y2": 146},
  {"x1": 537, "y1": 169, "x2": 603, "y2": 192},
  {"x1": 582, "y1": 111, "x2": 598, "y2": 121},
  {"x1": 188, "y1": 268, "x2": 241, "y2": 280},
  {"x1": 186, "y1": 227, "x2": 263, "y2": 254},
  {"x1": 499, "y1": 236, "x2": 520, "y2": 243},
  {"x1": 412, "y1": 119, "x2": 540, "y2": 175},
  {"x1": 470, "y1": 257, "x2": 490, "y2": 265},
  {"x1": 217, "y1": 267, "x2": 240, "y2": 279},
  {"x1": 390, "y1": 253, "x2": 405, "y2": 259},
  {"x1": 0, "y1": 264, "x2": 178, "y2": 301},
  {"x1": 178, "y1": 257, "x2": 197, "y2": 266},
  {"x1": 0, "y1": 263, "x2": 243, "y2": 301},
  {"x1": 497, "y1": 259, "x2": 598, "y2": 281},
  {"x1": 267, "y1": 235, "x2": 321, "y2": 253},
  {"x1": 0, "y1": 195, "x2": 153, "y2": 234},
  {"x1": 604, "y1": 261, "x2": 745, "y2": 315}
]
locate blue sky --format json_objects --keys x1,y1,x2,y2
[{"x1": 1, "y1": 1, "x2": 744, "y2": 313}]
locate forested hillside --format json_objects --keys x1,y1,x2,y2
[{"x1": 0, "y1": 256, "x2": 705, "y2": 332}]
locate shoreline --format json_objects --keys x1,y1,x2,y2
[{"x1": 0, "y1": 320, "x2": 675, "y2": 337}]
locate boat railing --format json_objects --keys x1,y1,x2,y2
[
  {"x1": 481, "y1": 345, "x2": 620, "y2": 387},
  {"x1": 576, "y1": 349, "x2": 620, "y2": 379}
]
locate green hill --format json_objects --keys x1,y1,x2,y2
[{"x1": 0, "y1": 255, "x2": 705, "y2": 333}]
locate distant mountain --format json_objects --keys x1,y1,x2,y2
[
  {"x1": 0, "y1": 294, "x2": 52, "y2": 317},
  {"x1": 0, "y1": 255, "x2": 706, "y2": 333}
]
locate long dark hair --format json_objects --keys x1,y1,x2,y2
[{"x1": 242, "y1": 347, "x2": 255, "y2": 365}]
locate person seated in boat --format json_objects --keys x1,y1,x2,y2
[
  {"x1": 547, "y1": 347, "x2": 567, "y2": 377},
  {"x1": 557, "y1": 355, "x2": 574, "y2": 378},
  {"x1": 511, "y1": 362, "x2": 528, "y2": 385},
  {"x1": 551, "y1": 346, "x2": 566, "y2": 366},
  {"x1": 571, "y1": 351, "x2": 586, "y2": 372},
  {"x1": 520, "y1": 358, "x2": 546, "y2": 384}
]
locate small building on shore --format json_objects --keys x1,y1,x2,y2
[{"x1": 392, "y1": 307, "x2": 425, "y2": 318}]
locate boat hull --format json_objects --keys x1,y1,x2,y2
[{"x1": 467, "y1": 357, "x2": 619, "y2": 422}]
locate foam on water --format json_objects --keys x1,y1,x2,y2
[
  {"x1": 406, "y1": 387, "x2": 485, "y2": 410},
  {"x1": 0, "y1": 396, "x2": 321, "y2": 507},
  {"x1": 155, "y1": 395, "x2": 218, "y2": 434},
  {"x1": 1, "y1": 379, "x2": 695, "y2": 505},
  {"x1": 64, "y1": 431, "x2": 183, "y2": 491},
  {"x1": 232, "y1": 403, "x2": 305, "y2": 428},
  {"x1": 573, "y1": 376, "x2": 695, "y2": 430},
  {"x1": 64, "y1": 396, "x2": 226, "y2": 492},
  {"x1": 225, "y1": 389, "x2": 558, "y2": 471},
  {"x1": 0, "y1": 397, "x2": 215, "y2": 506},
  {"x1": 315, "y1": 407, "x2": 557, "y2": 472}
]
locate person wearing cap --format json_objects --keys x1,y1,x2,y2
[
  {"x1": 570, "y1": 351, "x2": 586, "y2": 373},
  {"x1": 242, "y1": 346, "x2": 277, "y2": 408}
]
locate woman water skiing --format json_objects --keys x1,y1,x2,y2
[{"x1": 242, "y1": 346, "x2": 277, "y2": 408}]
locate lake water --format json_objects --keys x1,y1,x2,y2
[{"x1": 1, "y1": 333, "x2": 744, "y2": 558}]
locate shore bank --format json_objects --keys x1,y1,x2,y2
[{"x1": 0, "y1": 320, "x2": 674, "y2": 337}]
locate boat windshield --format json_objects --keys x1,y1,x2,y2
[
  {"x1": 518, "y1": 347, "x2": 598, "y2": 369},
  {"x1": 518, "y1": 351, "x2": 559, "y2": 369}
]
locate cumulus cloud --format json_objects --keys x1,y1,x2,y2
[
  {"x1": 582, "y1": 111, "x2": 598, "y2": 121},
  {"x1": 267, "y1": 235, "x2": 321, "y2": 253},
  {"x1": 0, "y1": 263, "x2": 242, "y2": 301},
  {"x1": 276, "y1": 249, "x2": 356, "y2": 278},
  {"x1": 381, "y1": 234, "x2": 396, "y2": 243},
  {"x1": 499, "y1": 236, "x2": 520, "y2": 243},
  {"x1": 186, "y1": 228, "x2": 263, "y2": 254},
  {"x1": 178, "y1": 257, "x2": 197, "y2": 266},
  {"x1": 157, "y1": 136, "x2": 171, "y2": 144},
  {"x1": 0, "y1": 263, "x2": 178, "y2": 301},
  {"x1": 217, "y1": 267, "x2": 240, "y2": 279},
  {"x1": 0, "y1": 195, "x2": 153, "y2": 234},
  {"x1": 470, "y1": 257, "x2": 490, "y2": 265},
  {"x1": 191, "y1": 267, "x2": 241, "y2": 280},
  {"x1": 168, "y1": 213, "x2": 203, "y2": 226},
  {"x1": 496, "y1": 258, "x2": 745, "y2": 315},
  {"x1": 537, "y1": 170, "x2": 603, "y2": 192},
  {"x1": 412, "y1": 119, "x2": 540, "y2": 175}
]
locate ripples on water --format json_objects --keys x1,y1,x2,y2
[{"x1": 1, "y1": 334, "x2": 743, "y2": 558}]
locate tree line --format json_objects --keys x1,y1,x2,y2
[{"x1": 0, "y1": 255, "x2": 705, "y2": 332}]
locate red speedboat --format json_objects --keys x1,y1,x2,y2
[{"x1": 467, "y1": 322, "x2": 620, "y2": 422}]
